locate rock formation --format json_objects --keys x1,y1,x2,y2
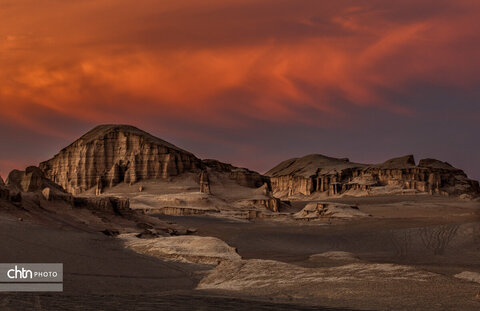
[
  {"x1": 40, "y1": 187, "x2": 74, "y2": 205},
  {"x1": 202, "y1": 159, "x2": 268, "y2": 188},
  {"x1": 199, "y1": 171, "x2": 211, "y2": 194},
  {"x1": 294, "y1": 202, "x2": 369, "y2": 220},
  {"x1": 0, "y1": 185, "x2": 9, "y2": 201},
  {"x1": 40, "y1": 125, "x2": 269, "y2": 194},
  {"x1": 6, "y1": 166, "x2": 66, "y2": 194},
  {"x1": 0, "y1": 175, "x2": 7, "y2": 201},
  {"x1": 73, "y1": 196, "x2": 130, "y2": 215},
  {"x1": 4, "y1": 166, "x2": 71, "y2": 204},
  {"x1": 40, "y1": 125, "x2": 202, "y2": 194},
  {"x1": 122, "y1": 235, "x2": 241, "y2": 265},
  {"x1": 3, "y1": 166, "x2": 134, "y2": 212},
  {"x1": 249, "y1": 198, "x2": 281, "y2": 212},
  {"x1": 0, "y1": 163, "x2": 187, "y2": 239},
  {"x1": 266, "y1": 154, "x2": 480, "y2": 198}
]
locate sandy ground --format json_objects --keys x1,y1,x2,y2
[
  {"x1": 0, "y1": 215, "x2": 354, "y2": 310},
  {"x1": 0, "y1": 194, "x2": 479, "y2": 310},
  {"x1": 154, "y1": 195, "x2": 480, "y2": 310}
]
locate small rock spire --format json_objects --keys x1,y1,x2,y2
[{"x1": 199, "y1": 171, "x2": 211, "y2": 194}]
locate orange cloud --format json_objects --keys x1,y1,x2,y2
[{"x1": 1, "y1": 0, "x2": 480, "y2": 136}]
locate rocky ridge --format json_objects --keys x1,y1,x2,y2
[
  {"x1": 0, "y1": 166, "x2": 185, "y2": 236},
  {"x1": 293, "y1": 202, "x2": 369, "y2": 220},
  {"x1": 266, "y1": 154, "x2": 480, "y2": 199},
  {"x1": 40, "y1": 125, "x2": 268, "y2": 195}
]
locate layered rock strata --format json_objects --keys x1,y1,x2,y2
[
  {"x1": 199, "y1": 171, "x2": 211, "y2": 194},
  {"x1": 3, "y1": 166, "x2": 131, "y2": 213},
  {"x1": 156, "y1": 206, "x2": 219, "y2": 216},
  {"x1": 6, "y1": 166, "x2": 67, "y2": 197},
  {"x1": 246, "y1": 198, "x2": 281, "y2": 212},
  {"x1": 202, "y1": 159, "x2": 268, "y2": 188},
  {"x1": 41, "y1": 187, "x2": 74, "y2": 205},
  {"x1": 40, "y1": 125, "x2": 202, "y2": 194},
  {"x1": 122, "y1": 235, "x2": 241, "y2": 265},
  {"x1": 40, "y1": 125, "x2": 270, "y2": 195},
  {"x1": 266, "y1": 154, "x2": 480, "y2": 198},
  {"x1": 73, "y1": 196, "x2": 130, "y2": 214}
]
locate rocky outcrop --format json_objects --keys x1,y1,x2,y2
[
  {"x1": 266, "y1": 155, "x2": 364, "y2": 197},
  {"x1": 199, "y1": 171, "x2": 211, "y2": 194},
  {"x1": 6, "y1": 166, "x2": 66, "y2": 194},
  {"x1": 0, "y1": 175, "x2": 8, "y2": 201},
  {"x1": 244, "y1": 198, "x2": 281, "y2": 212},
  {"x1": 40, "y1": 125, "x2": 269, "y2": 194},
  {"x1": 0, "y1": 185, "x2": 9, "y2": 201},
  {"x1": 266, "y1": 154, "x2": 480, "y2": 198},
  {"x1": 294, "y1": 202, "x2": 369, "y2": 220},
  {"x1": 202, "y1": 159, "x2": 269, "y2": 188},
  {"x1": 122, "y1": 235, "x2": 241, "y2": 265},
  {"x1": 0, "y1": 166, "x2": 75, "y2": 206},
  {"x1": 155, "y1": 206, "x2": 219, "y2": 216},
  {"x1": 73, "y1": 196, "x2": 130, "y2": 214},
  {"x1": 40, "y1": 125, "x2": 202, "y2": 194},
  {"x1": 41, "y1": 187, "x2": 74, "y2": 205}
]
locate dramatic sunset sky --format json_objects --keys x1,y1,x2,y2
[{"x1": 1, "y1": 0, "x2": 479, "y2": 179}]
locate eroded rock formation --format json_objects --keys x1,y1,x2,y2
[
  {"x1": 266, "y1": 154, "x2": 480, "y2": 198},
  {"x1": 6, "y1": 166, "x2": 66, "y2": 194},
  {"x1": 0, "y1": 185, "x2": 9, "y2": 201},
  {"x1": 245, "y1": 198, "x2": 281, "y2": 212},
  {"x1": 40, "y1": 125, "x2": 269, "y2": 195},
  {"x1": 294, "y1": 202, "x2": 369, "y2": 220},
  {"x1": 199, "y1": 171, "x2": 211, "y2": 194},
  {"x1": 0, "y1": 175, "x2": 8, "y2": 201},
  {"x1": 40, "y1": 125, "x2": 202, "y2": 194},
  {"x1": 73, "y1": 196, "x2": 130, "y2": 214},
  {"x1": 122, "y1": 235, "x2": 241, "y2": 265},
  {"x1": 202, "y1": 159, "x2": 268, "y2": 188},
  {"x1": 41, "y1": 187, "x2": 74, "y2": 205}
]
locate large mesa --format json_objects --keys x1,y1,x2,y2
[{"x1": 266, "y1": 154, "x2": 480, "y2": 199}]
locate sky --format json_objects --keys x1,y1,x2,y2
[{"x1": 0, "y1": 0, "x2": 479, "y2": 180}]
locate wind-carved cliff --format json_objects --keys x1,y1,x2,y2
[
  {"x1": 40, "y1": 125, "x2": 269, "y2": 195},
  {"x1": 40, "y1": 125, "x2": 201, "y2": 194},
  {"x1": 266, "y1": 154, "x2": 480, "y2": 199}
]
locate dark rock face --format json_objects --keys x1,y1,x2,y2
[
  {"x1": 249, "y1": 198, "x2": 281, "y2": 212},
  {"x1": 266, "y1": 154, "x2": 480, "y2": 198},
  {"x1": 41, "y1": 187, "x2": 74, "y2": 205},
  {"x1": 73, "y1": 196, "x2": 131, "y2": 214},
  {"x1": 0, "y1": 185, "x2": 9, "y2": 201},
  {"x1": 5, "y1": 169, "x2": 27, "y2": 191},
  {"x1": 40, "y1": 125, "x2": 269, "y2": 194},
  {"x1": 6, "y1": 166, "x2": 65, "y2": 194},
  {"x1": 0, "y1": 175, "x2": 8, "y2": 201},
  {"x1": 202, "y1": 159, "x2": 269, "y2": 188}
]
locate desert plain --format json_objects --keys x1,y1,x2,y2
[{"x1": 0, "y1": 125, "x2": 479, "y2": 310}]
